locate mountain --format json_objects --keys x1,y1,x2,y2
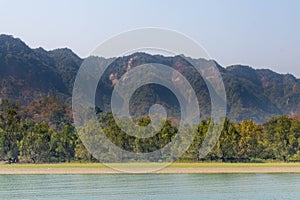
[
  {"x1": 225, "y1": 65, "x2": 300, "y2": 121},
  {"x1": 0, "y1": 35, "x2": 82, "y2": 103},
  {"x1": 0, "y1": 34, "x2": 300, "y2": 123}
]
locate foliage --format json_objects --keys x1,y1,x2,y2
[{"x1": 0, "y1": 102, "x2": 299, "y2": 163}]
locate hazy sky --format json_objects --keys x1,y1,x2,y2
[{"x1": 1, "y1": 0, "x2": 300, "y2": 77}]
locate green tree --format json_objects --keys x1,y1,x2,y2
[
  {"x1": 287, "y1": 118, "x2": 300, "y2": 161},
  {"x1": 263, "y1": 115, "x2": 294, "y2": 161},
  {"x1": 50, "y1": 124, "x2": 77, "y2": 162},
  {"x1": 20, "y1": 122, "x2": 51, "y2": 163},
  {"x1": 74, "y1": 138, "x2": 95, "y2": 162},
  {"x1": 210, "y1": 118, "x2": 240, "y2": 162},
  {"x1": 0, "y1": 109, "x2": 21, "y2": 162},
  {"x1": 236, "y1": 120, "x2": 263, "y2": 161}
]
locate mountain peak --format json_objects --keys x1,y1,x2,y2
[
  {"x1": 49, "y1": 48, "x2": 80, "y2": 59},
  {"x1": 226, "y1": 64, "x2": 255, "y2": 72},
  {"x1": 0, "y1": 34, "x2": 31, "y2": 54},
  {"x1": 0, "y1": 34, "x2": 32, "y2": 56},
  {"x1": 0, "y1": 34, "x2": 19, "y2": 41}
]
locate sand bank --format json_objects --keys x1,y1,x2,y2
[{"x1": 1, "y1": 163, "x2": 300, "y2": 174}]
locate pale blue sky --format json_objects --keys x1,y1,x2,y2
[{"x1": 1, "y1": 0, "x2": 300, "y2": 77}]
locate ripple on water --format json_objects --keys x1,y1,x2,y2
[{"x1": 0, "y1": 174, "x2": 299, "y2": 200}]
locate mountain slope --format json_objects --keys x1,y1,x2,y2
[
  {"x1": 0, "y1": 35, "x2": 81, "y2": 103},
  {"x1": 0, "y1": 34, "x2": 299, "y2": 123}
]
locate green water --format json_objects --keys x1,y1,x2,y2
[{"x1": 0, "y1": 174, "x2": 299, "y2": 199}]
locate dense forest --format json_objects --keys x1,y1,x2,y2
[{"x1": 0, "y1": 98, "x2": 299, "y2": 164}]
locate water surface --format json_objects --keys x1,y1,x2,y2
[{"x1": 0, "y1": 174, "x2": 299, "y2": 199}]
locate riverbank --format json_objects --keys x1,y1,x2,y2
[{"x1": 1, "y1": 163, "x2": 300, "y2": 174}]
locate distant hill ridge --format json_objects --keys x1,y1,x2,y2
[{"x1": 0, "y1": 34, "x2": 299, "y2": 123}]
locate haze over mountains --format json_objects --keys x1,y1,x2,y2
[{"x1": 0, "y1": 34, "x2": 300, "y2": 123}]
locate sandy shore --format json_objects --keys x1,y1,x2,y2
[
  {"x1": 158, "y1": 167, "x2": 300, "y2": 174},
  {"x1": 1, "y1": 165, "x2": 300, "y2": 174}
]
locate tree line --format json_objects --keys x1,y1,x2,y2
[{"x1": 0, "y1": 106, "x2": 300, "y2": 163}]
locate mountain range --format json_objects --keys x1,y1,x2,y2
[{"x1": 0, "y1": 34, "x2": 300, "y2": 123}]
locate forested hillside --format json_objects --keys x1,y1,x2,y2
[
  {"x1": 1, "y1": 34, "x2": 300, "y2": 163},
  {"x1": 1, "y1": 35, "x2": 300, "y2": 122}
]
